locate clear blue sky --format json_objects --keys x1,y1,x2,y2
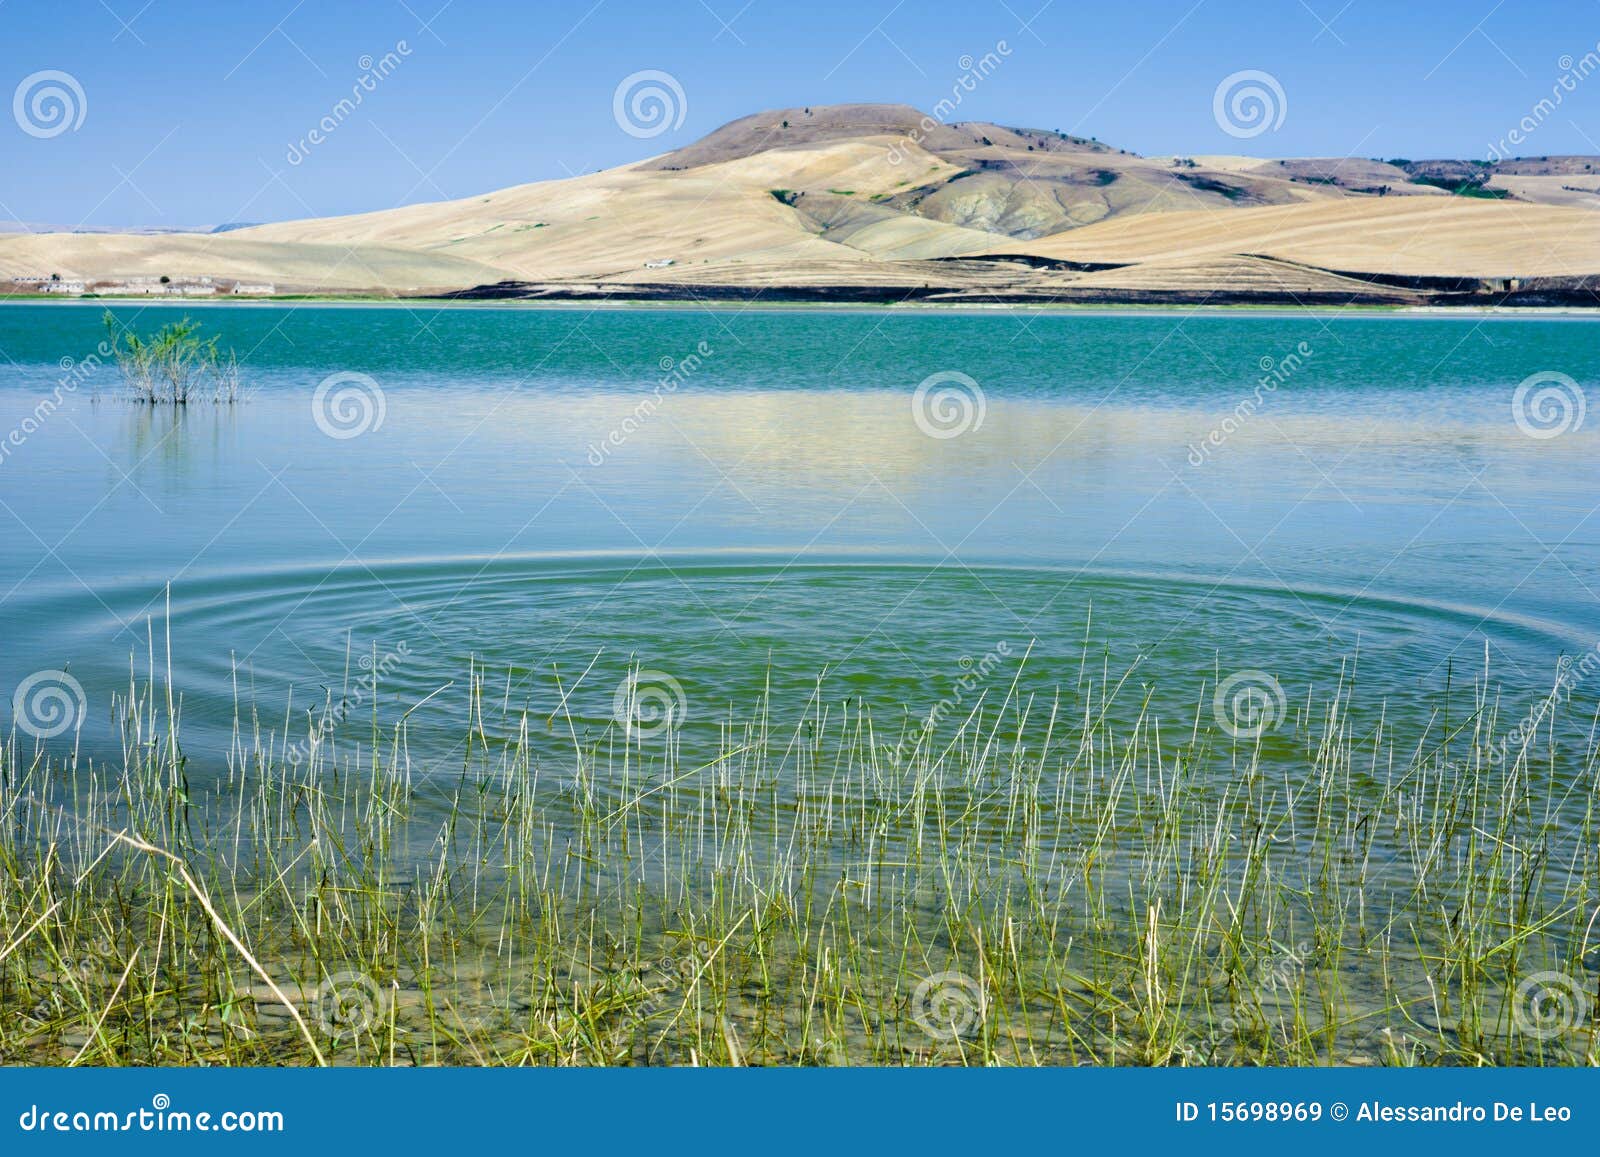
[{"x1": 4, "y1": 0, "x2": 1600, "y2": 227}]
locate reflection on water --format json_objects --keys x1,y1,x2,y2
[
  {"x1": 0, "y1": 308, "x2": 1596, "y2": 778},
  {"x1": 114, "y1": 402, "x2": 239, "y2": 472}
]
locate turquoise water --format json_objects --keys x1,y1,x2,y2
[{"x1": 1, "y1": 303, "x2": 1597, "y2": 771}]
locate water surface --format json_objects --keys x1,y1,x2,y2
[{"x1": 1, "y1": 303, "x2": 1596, "y2": 769}]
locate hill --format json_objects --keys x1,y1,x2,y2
[{"x1": 4, "y1": 103, "x2": 1598, "y2": 306}]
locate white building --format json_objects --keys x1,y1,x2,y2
[
  {"x1": 231, "y1": 283, "x2": 276, "y2": 295},
  {"x1": 109, "y1": 279, "x2": 169, "y2": 295}
]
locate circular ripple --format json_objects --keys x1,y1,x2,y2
[{"x1": 5, "y1": 552, "x2": 1587, "y2": 772}]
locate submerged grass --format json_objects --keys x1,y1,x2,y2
[{"x1": 1, "y1": 637, "x2": 1597, "y2": 1067}]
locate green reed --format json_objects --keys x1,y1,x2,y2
[{"x1": 0, "y1": 640, "x2": 1595, "y2": 1067}]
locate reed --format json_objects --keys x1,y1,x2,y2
[
  {"x1": 0, "y1": 639, "x2": 1595, "y2": 1066},
  {"x1": 101, "y1": 312, "x2": 240, "y2": 404}
]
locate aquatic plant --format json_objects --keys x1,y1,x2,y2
[
  {"x1": 101, "y1": 312, "x2": 240, "y2": 404},
  {"x1": 0, "y1": 639, "x2": 1595, "y2": 1067}
]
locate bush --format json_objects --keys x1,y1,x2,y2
[{"x1": 103, "y1": 312, "x2": 239, "y2": 404}]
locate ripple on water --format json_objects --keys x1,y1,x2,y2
[{"x1": 4, "y1": 552, "x2": 1585, "y2": 774}]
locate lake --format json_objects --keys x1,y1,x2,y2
[
  {"x1": 3, "y1": 304, "x2": 1596, "y2": 761},
  {"x1": 1, "y1": 302, "x2": 1596, "y2": 1064}
]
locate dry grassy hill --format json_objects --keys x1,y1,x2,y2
[{"x1": 4, "y1": 103, "x2": 1598, "y2": 305}]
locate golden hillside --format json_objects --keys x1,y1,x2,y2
[{"x1": 4, "y1": 104, "x2": 1596, "y2": 304}]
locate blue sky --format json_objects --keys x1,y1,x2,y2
[{"x1": 4, "y1": 0, "x2": 1600, "y2": 227}]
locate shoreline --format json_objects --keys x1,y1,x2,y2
[{"x1": 4, "y1": 294, "x2": 1600, "y2": 319}]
